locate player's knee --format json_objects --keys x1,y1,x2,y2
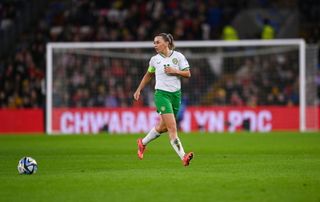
[{"x1": 155, "y1": 125, "x2": 167, "y2": 133}]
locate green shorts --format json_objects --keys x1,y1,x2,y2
[{"x1": 154, "y1": 89, "x2": 181, "y2": 117}]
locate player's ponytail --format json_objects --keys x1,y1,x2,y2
[
  {"x1": 167, "y1": 33, "x2": 175, "y2": 50},
  {"x1": 158, "y1": 33, "x2": 175, "y2": 50}
]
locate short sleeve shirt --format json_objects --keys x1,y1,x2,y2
[{"x1": 148, "y1": 51, "x2": 190, "y2": 92}]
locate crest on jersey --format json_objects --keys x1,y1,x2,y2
[
  {"x1": 161, "y1": 106, "x2": 166, "y2": 111},
  {"x1": 172, "y1": 58, "x2": 178, "y2": 65}
]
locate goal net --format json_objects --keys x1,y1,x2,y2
[{"x1": 46, "y1": 39, "x2": 318, "y2": 134}]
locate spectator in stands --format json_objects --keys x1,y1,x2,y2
[
  {"x1": 261, "y1": 18, "x2": 275, "y2": 39},
  {"x1": 222, "y1": 23, "x2": 239, "y2": 40}
]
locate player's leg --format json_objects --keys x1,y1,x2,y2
[
  {"x1": 161, "y1": 113, "x2": 186, "y2": 160},
  {"x1": 137, "y1": 117, "x2": 167, "y2": 160},
  {"x1": 142, "y1": 116, "x2": 167, "y2": 145},
  {"x1": 161, "y1": 113, "x2": 193, "y2": 166},
  {"x1": 170, "y1": 91, "x2": 193, "y2": 166}
]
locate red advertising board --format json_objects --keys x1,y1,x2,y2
[
  {"x1": 52, "y1": 106, "x2": 300, "y2": 134},
  {"x1": 0, "y1": 109, "x2": 44, "y2": 134},
  {"x1": 1, "y1": 107, "x2": 318, "y2": 134}
]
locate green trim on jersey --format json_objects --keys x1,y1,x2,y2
[
  {"x1": 148, "y1": 66, "x2": 155, "y2": 73},
  {"x1": 159, "y1": 50, "x2": 174, "y2": 58},
  {"x1": 181, "y1": 67, "x2": 190, "y2": 71}
]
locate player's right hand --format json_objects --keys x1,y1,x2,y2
[{"x1": 133, "y1": 91, "x2": 140, "y2": 101}]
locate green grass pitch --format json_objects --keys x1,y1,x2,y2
[{"x1": 1, "y1": 132, "x2": 320, "y2": 202}]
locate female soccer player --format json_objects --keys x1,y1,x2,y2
[{"x1": 133, "y1": 33, "x2": 193, "y2": 166}]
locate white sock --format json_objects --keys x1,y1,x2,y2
[
  {"x1": 170, "y1": 137, "x2": 186, "y2": 160},
  {"x1": 142, "y1": 127, "x2": 160, "y2": 145}
]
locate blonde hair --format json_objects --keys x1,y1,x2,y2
[{"x1": 157, "y1": 33, "x2": 175, "y2": 50}]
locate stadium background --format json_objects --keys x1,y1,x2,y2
[
  {"x1": 1, "y1": 1, "x2": 320, "y2": 202},
  {"x1": 0, "y1": 0, "x2": 319, "y2": 133}
]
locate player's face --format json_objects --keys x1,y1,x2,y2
[{"x1": 154, "y1": 36, "x2": 168, "y2": 54}]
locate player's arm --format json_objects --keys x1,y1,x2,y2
[
  {"x1": 164, "y1": 67, "x2": 191, "y2": 78},
  {"x1": 133, "y1": 70, "x2": 154, "y2": 101}
]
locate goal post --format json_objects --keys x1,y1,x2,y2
[{"x1": 46, "y1": 39, "x2": 318, "y2": 134}]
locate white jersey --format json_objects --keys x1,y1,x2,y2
[{"x1": 148, "y1": 51, "x2": 190, "y2": 92}]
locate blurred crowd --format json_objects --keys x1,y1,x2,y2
[
  {"x1": 52, "y1": 54, "x2": 143, "y2": 108},
  {"x1": 0, "y1": 0, "x2": 319, "y2": 108},
  {"x1": 211, "y1": 52, "x2": 299, "y2": 106},
  {"x1": 51, "y1": 49, "x2": 216, "y2": 108}
]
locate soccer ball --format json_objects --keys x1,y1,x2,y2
[{"x1": 17, "y1": 157, "x2": 38, "y2": 174}]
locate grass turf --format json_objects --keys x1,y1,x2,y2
[{"x1": 0, "y1": 132, "x2": 320, "y2": 202}]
